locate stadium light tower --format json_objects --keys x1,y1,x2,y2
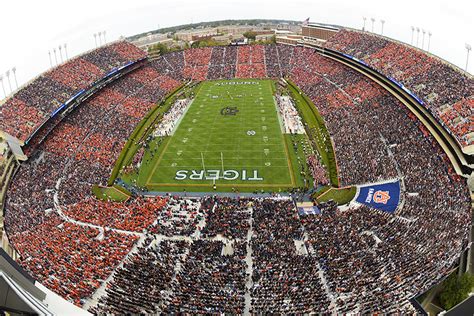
[
  {"x1": 411, "y1": 26, "x2": 415, "y2": 45},
  {"x1": 98, "y1": 31, "x2": 102, "y2": 45},
  {"x1": 103, "y1": 30, "x2": 107, "y2": 44},
  {"x1": 58, "y1": 45, "x2": 63, "y2": 63},
  {"x1": 0, "y1": 75, "x2": 6, "y2": 99},
  {"x1": 5, "y1": 70, "x2": 12, "y2": 94},
  {"x1": 64, "y1": 44, "x2": 68, "y2": 60},
  {"x1": 416, "y1": 27, "x2": 420, "y2": 47},
  {"x1": 363, "y1": 17, "x2": 367, "y2": 31},
  {"x1": 427, "y1": 31, "x2": 432, "y2": 52},
  {"x1": 466, "y1": 43, "x2": 472, "y2": 72},
  {"x1": 12, "y1": 67, "x2": 18, "y2": 90},
  {"x1": 48, "y1": 51, "x2": 53, "y2": 68},
  {"x1": 421, "y1": 29, "x2": 426, "y2": 50},
  {"x1": 370, "y1": 18, "x2": 375, "y2": 32},
  {"x1": 380, "y1": 19, "x2": 385, "y2": 35},
  {"x1": 53, "y1": 48, "x2": 58, "y2": 65},
  {"x1": 94, "y1": 33, "x2": 98, "y2": 47}
]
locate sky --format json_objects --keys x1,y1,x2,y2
[{"x1": 0, "y1": 0, "x2": 472, "y2": 96}]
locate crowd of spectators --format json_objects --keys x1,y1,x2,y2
[
  {"x1": 3, "y1": 47, "x2": 182, "y2": 305},
  {"x1": 183, "y1": 48, "x2": 212, "y2": 81},
  {"x1": 3, "y1": 38, "x2": 470, "y2": 147},
  {"x1": 164, "y1": 239, "x2": 247, "y2": 314},
  {"x1": 287, "y1": 47, "x2": 470, "y2": 312},
  {"x1": 153, "y1": 98, "x2": 190, "y2": 136},
  {"x1": 90, "y1": 238, "x2": 189, "y2": 314},
  {"x1": 236, "y1": 45, "x2": 266, "y2": 78},
  {"x1": 251, "y1": 198, "x2": 331, "y2": 313},
  {"x1": 62, "y1": 197, "x2": 167, "y2": 232},
  {"x1": 276, "y1": 95, "x2": 305, "y2": 134},
  {"x1": 324, "y1": 29, "x2": 474, "y2": 147},
  {"x1": 0, "y1": 41, "x2": 147, "y2": 143},
  {"x1": 307, "y1": 154, "x2": 329, "y2": 186},
  {"x1": 147, "y1": 197, "x2": 207, "y2": 237},
  {"x1": 264, "y1": 45, "x2": 282, "y2": 78},
  {"x1": 11, "y1": 212, "x2": 138, "y2": 306},
  {"x1": 2, "y1": 43, "x2": 472, "y2": 313},
  {"x1": 86, "y1": 184, "x2": 468, "y2": 314},
  {"x1": 200, "y1": 197, "x2": 250, "y2": 240}
]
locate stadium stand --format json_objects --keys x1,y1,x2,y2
[
  {"x1": 0, "y1": 41, "x2": 146, "y2": 143},
  {"x1": 324, "y1": 29, "x2": 474, "y2": 148},
  {"x1": 0, "y1": 43, "x2": 471, "y2": 313}
]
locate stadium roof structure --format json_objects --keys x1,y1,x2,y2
[
  {"x1": 445, "y1": 295, "x2": 474, "y2": 316},
  {"x1": 0, "y1": 272, "x2": 52, "y2": 315},
  {"x1": 0, "y1": 249, "x2": 52, "y2": 315}
]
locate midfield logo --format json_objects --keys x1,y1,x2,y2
[{"x1": 220, "y1": 106, "x2": 239, "y2": 116}]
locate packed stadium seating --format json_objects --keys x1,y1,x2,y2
[
  {"x1": 324, "y1": 29, "x2": 474, "y2": 147},
  {"x1": 0, "y1": 41, "x2": 146, "y2": 143},
  {"x1": 1, "y1": 42, "x2": 471, "y2": 313}
]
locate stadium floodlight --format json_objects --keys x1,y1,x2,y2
[
  {"x1": 421, "y1": 29, "x2": 426, "y2": 50},
  {"x1": 58, "y1": 45, "x2": 63, "y2": 63},
  {"x1": 411, "y1": 26, "x2": 415, "y2": 45},
  {"x1": 53, "y1": 48, "x2": 58, "y2": 65},
  {"x1": 370, "y1": 18, "x2": 375, "y2": 32},
  {"x1": 0, "y1": 75, "x2": 6, "y2": 99},
  {"x1": 427, "y1": 31, "x2": 432, "y2": 52},
  {"x1": 98, "y1": 31, "x2": 102, "y2": 45},
  {"x1": 466, "y1": 43, "x2": 472, "y2": 72},
  {"x1": 380, "y1": 20, "x2": 385, "y2": 35},
  {"x1": 48, "y1": 51, "x2": 53, "y2": 68},
  {"x1": 416, "y1": 27, "x2": 420, "y2": 47},
  {"x1": 12, "y1": 67, "x2": 18, "y2": 90},
  {"x1": 362, "y1": 17, "x2": 367, "y2": 31},
  {"x1": 5, "y1": 70, "x2": 12, "y2": 94},
  {"x1": 103, "y1": 30, "x2": 107, "y2": 44},
  {"x1": 94, "y1": 33, "x2": 98, "y2": 47},
  {"x1": 64, "y1": 44, "x2": 68, "y2": 60}
]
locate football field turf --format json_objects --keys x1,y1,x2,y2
[{"x1": 144, "y1": 79, "x2": 296, "y2": 190}]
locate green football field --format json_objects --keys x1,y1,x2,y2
[{"x1": 140, "y1": 79, "x2": 297, "y2": 191}]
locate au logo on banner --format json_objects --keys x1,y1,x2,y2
[
  {"x1": 373, "y1": 190, "x2": 390, "y2": 204},
  {"x1": 356, "y1": 181, "x2": 400, "y2": 213}
]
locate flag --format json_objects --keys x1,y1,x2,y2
[
  {"x1": 302, "y1": 18, "x2": 310, "y2": 26},
  {"x1": 298, "y1": 206, "x2": 320, "y2": 215}
]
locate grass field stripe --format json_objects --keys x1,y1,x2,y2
[
  {"x1": 271, "y1": 82, "x2": 296, "y2": 187},
  {"x1": 146, "y1": 135, "x2": 172, "y2": 185},
  {"x1": 282, "y1": 130, "x2": 296, "y2": 186},
  {"x1": 137, "y1": 79, "x2": 299, "y2": 191}
]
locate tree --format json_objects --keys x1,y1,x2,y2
[
  {"x1": 148, "y1": 43, "x2": 168, "y2": 55},
  {"x1": 439, "y1": 273, "x2": 474, "y2": 310},
  {"x1": 190, "y1": 41, "x2": 201, "y2": 48},
  {"x1": 243, "y1": 31, "x2": 257, "y2": 41}
]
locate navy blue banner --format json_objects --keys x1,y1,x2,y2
[
  {"x1": 298, "y1": 206, "x2": 321, "y2": 215},
  {"x1": 355, "y1": 180, "x2": 400, "y2": 213}
]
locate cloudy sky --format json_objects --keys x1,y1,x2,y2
[{"x1": 0, "y1": 0, "x2": 472, "y2": 95}]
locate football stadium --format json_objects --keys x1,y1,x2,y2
[{"x1": 0, "y1": 5, "x2": 473, "y2": 315}]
